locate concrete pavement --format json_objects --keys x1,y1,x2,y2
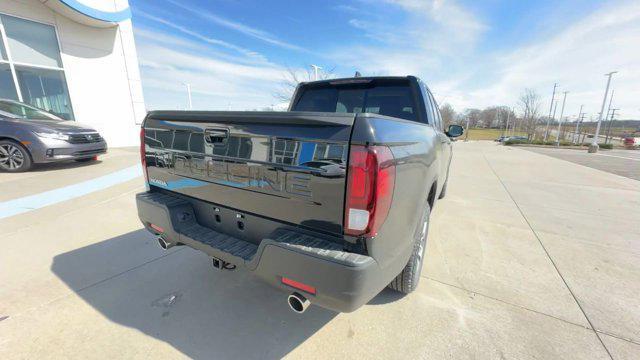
[
  {"x1": 522, "y1": 146, "x2": 640, "y2": 181},
  {"x1": 0, "y1": 141, "x2": 638, "y2": 359}
]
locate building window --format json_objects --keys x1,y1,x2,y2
[
  {"x1": 0, "y1": 63, "x2": 18, "y2": 100},
  {"x1": 0, "y1": 35, "x2": 7, "y2": 60},
  {"x1": 0, "y1": 14, "x2": 74, "y2": 119},
  {"x1": 272, "y1": 139, "x2": 300, "y2": 165}
]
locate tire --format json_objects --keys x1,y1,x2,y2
[
  {"x1": 439, "y1": 164, "x2": 451, "y2": 199},
  {"x1": 438, "y1": 177, "x2": 448, "y2": 199},
  {"x1": 388, "y1": 204, "x2": 431, "y2": 294},
  {"x1": 0, "y1": 140, "x2": 32, "y2": 172}
]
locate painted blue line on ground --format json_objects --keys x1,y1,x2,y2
[{"x1": 0, "y1": 165, "x2": 142, "y2": 220}]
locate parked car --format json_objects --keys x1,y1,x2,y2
[
  {"x1": 623, "y1": 136, "x2": 639, "y2": 148},
  {"x1": 505, "y1": 136, "x2": 528, "y2": 142},
  {"x1": 0, "y1": 99, "x2": 107, "y2": 172},
  {"x1": 136, "y1": 76, "x2": 464, "y2": 313},
  {"x1": 495, "y1": 135, "x2": 509, "y2": 142}
]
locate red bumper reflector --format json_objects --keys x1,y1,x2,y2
[
  {"x1": 149, "y1": 224, "x2": 164, "y2": 233},
  {"x1": 281, "y1": 276, "x2": 316, "y2": 295}
]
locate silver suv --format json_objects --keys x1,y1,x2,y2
[{"x1": 0, "y1": 99, "x2": 107, "y2": 172}]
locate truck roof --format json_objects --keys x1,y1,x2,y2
[{"x1": 300, "y1": 75, "x2": 417, "y2": 86}]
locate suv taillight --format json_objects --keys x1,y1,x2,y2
[
  {"x1": 344, "y1": 145, "x2": 395, "y2": 237},
  {"x1": 140, "y1": 127, "x2": 148, "y2": 183}
]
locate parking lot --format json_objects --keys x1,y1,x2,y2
[
  {"x1": 1, "y1": 141, "x2": 638, "y2": 359},
  {"x1": 523, "y1": 147, "x2": 640, "y2": 181}
]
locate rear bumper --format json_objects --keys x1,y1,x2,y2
[{"x1": 136, "y1": 191, "x2": 387, "y2": 312}]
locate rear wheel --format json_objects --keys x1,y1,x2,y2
[
  {"x1": 0, "y1": 140, "x2": 32, "y2": 172},
  {"x1": 388, "y1": 204, "x2": 430, "y2": 293},
  {"x1": 438, "y1": 177, "x2": 448, "y2": 199},
  {"x1": 439, "y1": 165, "x2": 451, "y2": 199}
]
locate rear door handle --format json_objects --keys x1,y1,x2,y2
[{"x1": 205, "y1": 128, "x2": 229, "y2": 146}]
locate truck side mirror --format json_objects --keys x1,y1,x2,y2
[{"x1": 446, "y1": 124, "x2": 464, "y2": 138}]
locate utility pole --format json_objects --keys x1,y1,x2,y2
[
  {"x1": 464, "y1": 117, "x2": 470, "y2": 142},
  {"x1": 605, "y1": 108, "x2": 619, "y2": 144},
  {"x1": 573, "y1": 105, "x2": 584, "y2": 144},
  {"x1": 602, "y1": 88, "x2": 615, "y2": 143},
  {"x1": 182, "y1": 83, "x2": 193, "y2": 110},
  {"x1": 589, "y1": 71, "x2": 617, "y2": 153},
  {"x1": 556, "y1": 91, "x2": 569, "y2": 146},
  {"x1": 544, "y1": 83, "x2": 558, "y2": 142},
  {"x1": 578, "y1": 113, "x2": 587, "y2": 144},
  {"x1": 310, "y1": 65, "x2": 322, "y2": 81},
  {"x1": 605, "y1": 89, "x2": 614, "y2": 120},
  {"x1": 503, "y1": 109, "x2": 511, "y2": 137},
  {"x1": 510, "y1": 107, "x2": 515, "y2": 135},
  {"x1": 548, "y1": 99, "x2": 558, "y2": 142}
]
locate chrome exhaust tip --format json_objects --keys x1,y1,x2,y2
[
  {"x1": 287, "y1": 292, "x2": 310, "y2": 314},
  {"x1": 157, "y1": 237, "x2": 174, "y2": 250}
]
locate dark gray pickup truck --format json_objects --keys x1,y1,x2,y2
[{"x1": 136, "y1": 76, "x2": 463, "y2": 313}]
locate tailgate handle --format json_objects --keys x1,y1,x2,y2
[{"x1": 205, "y1": 128, "x2": 229, "y2": 146}]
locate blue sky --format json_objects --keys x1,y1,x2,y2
[{"x1": 131, "y1": 0, "x2": 640, "y2": 119}]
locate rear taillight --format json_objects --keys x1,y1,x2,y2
[
  {"x1": 344, "y1": 145, "x2": 395, "y2": 237},
  {"x1": 140, "y1": 127, "x2": 148, "y2": 184}
]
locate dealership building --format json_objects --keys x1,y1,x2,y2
[{"x1": 0, "y1": 0, "x2": 144, "y2": 146}]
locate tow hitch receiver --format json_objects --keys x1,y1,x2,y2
[{"x1": 212, "y1": 256, "x2": 236, "y2": 271}]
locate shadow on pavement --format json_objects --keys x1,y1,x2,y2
[
  {"x1": 368, "y1": 287, "x2": 406, "y2": 305},
  {"x1": 51, "y1": 229, "x2": 337, "y2": 359},
  {"x1": 32, "y1": 160, "x2": 103, "y2": 172}
]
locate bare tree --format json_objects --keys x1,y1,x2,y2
[
  {"x1": 439, "y1": 103, "x2": 456, "y2": 128},
  {"x1": 463, "y1": 108, "x2": 482, "y2": 128},
  {"x1": 518, "y1": 88, "x2": 542, "y2": 139},
  {"x1": 273, "y1": 65, "x2": 335, "y2": 103}
]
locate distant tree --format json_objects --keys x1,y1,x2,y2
[
  {"x1": 463, "y1": 108, "x2": 482, "y2": 128},
  {"x1": 273, "y1": 66, "x2": 335, "y2": 103},
  {"x1": 439, "y1": 103, "x2": 456, "y2": 128},
  {"x1": 479, "y1": 107, "x2": 499, "y2": 128},
  {"x1": 518, "y1": 88, "x2": 542, "y2": 139}
]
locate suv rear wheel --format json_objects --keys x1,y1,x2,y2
[
  {"x1": 0, "y1": 140, "x2": 32, "y2": 172},
  {"x1": 388, "y1": 204, "x2": 430, "y2": 293}
]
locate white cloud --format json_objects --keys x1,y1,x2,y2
[
  {"x1": 332, "y1": 0, "x2": 487, "y2": 77},
  {"x1": 134, "y1": 1, "x2": 640, "y2": 119},
  {"x1": 137, "y1": 12, "x2": 268, "y2": 62},
  {"x1": 166, "y1": 0, "x2": 306, "y2": 52},
  {"x1": 446, "y1": 1, "x2": 640, "y2": 119},
  {"x1": 335, "y1": 0, "x2": 640, "y2": 119},
  {"x1": 133, "y1": 29, "x2": 300, "y2": 111},
  {"x1": 385, "y1": 0, "x2": 486, "y2": 47}
]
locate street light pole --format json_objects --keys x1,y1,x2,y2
[
  {"x1": 310, "y1": 65, "x2": 322, "y2": 81},
  {"x1": 573, "y1": 104, "x2": 583, "y2": 144},
  {"x1": 605, "y1": 108, "x2": 618, "y2": 144},
  {"x1": 464, "y1": 117, "x2": 470, "y2": 142},
  {"x1": 556, "y1": 91, "x2": 569, "y2": 146},
  {"x1": 544, "y1": 83, "x2": 558, "y2": 142},
  {"x1": 605, "y1": 89, "x2": 614, "y2": 120},
  {"x1": 503, "y1": 109, "x2": 511, "y2": 137},
  {"x1": 182, "y1": 83, "x2": 193, "y2": 110},
  {"x1": 589, "y1": 71, "x2": 617, "y2": 153},
  {"x1": 548, "y1": 99, "x2": 558, "y2": 142}
]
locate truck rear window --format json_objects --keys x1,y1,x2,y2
[{"x1": 293, "y1": 84, "x2": 416, "y2": 121}]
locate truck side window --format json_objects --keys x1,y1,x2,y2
[
  {"x1": 428, "y1": 92, "x2": 443, "y2": 131},
  {"x1": 420, "y1": 82, "x2": 436, "y2": 126}
]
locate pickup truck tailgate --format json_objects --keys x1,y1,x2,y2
[{"x1": 142, "y1": 111, "x2": 354, "y2": 236}]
